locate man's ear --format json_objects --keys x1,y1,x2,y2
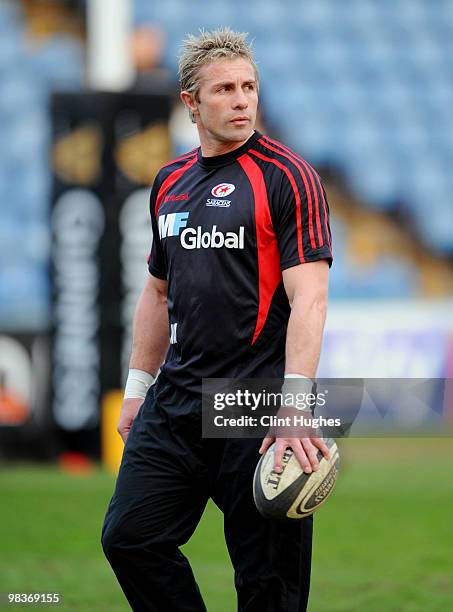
[{"x1": 180, "y1": 91, "x2": 199, "y2": 119}]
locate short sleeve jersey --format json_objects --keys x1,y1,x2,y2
[{"x1": 148, "y1": 131, "x2": 332, "y2": 393}]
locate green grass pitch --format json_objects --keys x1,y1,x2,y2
[{"x1": 1, "y1": 439, "x2": 452, "y2": 611}]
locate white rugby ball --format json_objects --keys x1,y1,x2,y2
[{"x1": 253, "y1": 438, "x2": 340, "y2": 519}]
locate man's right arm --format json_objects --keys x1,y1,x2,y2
[{"x1": 118, "y1": 273, "x2": 169, "y2": 442}]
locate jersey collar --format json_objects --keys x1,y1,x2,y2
[{"x1": 197, "y1": 130, "x2": 262, "y2": 168}]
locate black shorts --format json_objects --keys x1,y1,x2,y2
[{"x1": 102, "y1": 373, "x2": 313, "y2": 612}]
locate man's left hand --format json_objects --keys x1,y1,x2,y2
[{"x1": 259, "y1": 436, "x2": 330, "y2": 474}]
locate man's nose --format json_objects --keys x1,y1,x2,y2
[{"x1": 232, "y1": 88, "x2": 248, "y2": 109}]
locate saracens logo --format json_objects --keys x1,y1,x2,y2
[{"x1": 211, "y1": 183, "x2": 235, "y2": 197}]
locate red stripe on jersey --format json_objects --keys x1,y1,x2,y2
[
  {"x1": 249, "y1": 149, "x2": 305, "y2": 263},
  {"x1": 263, "y1": 136, "x2": 328, "y2": 247},
  {"x1": 161, "y1": 149, "x2": 198, "y2": 169},
  {"x1": 263, "y1": 136, "x2": 331, "y2": 250},
  {"x1": 238, "y1": 153, "x2": 282, "y2": 346},
  {"x1": 259, "y1": 138, "x2": 318, "y2": 249},
  {"x1": 155, "y1": 156, "x2": 197, "y2": 216}
]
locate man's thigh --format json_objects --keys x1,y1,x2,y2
[
  {"x1": 103, "y1": 384, "x2": 209, "y2": 548},
  {"x1": 212, "y1": 439, "x2": 313, "y2": 611}
]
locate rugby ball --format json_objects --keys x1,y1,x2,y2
[{"x1": 253, "y1": 438, "x2": 340, "y2": 519}]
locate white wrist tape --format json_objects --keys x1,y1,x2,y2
[
  {"x1": 284, "y1": 373, "x2": 310, "y2": 379},
  {"x1": 124, "y1": 369, "x2": 155, "y2": 400},
  {"x1": 282, "y1": 373, "x2": 314, "y2": 413}
]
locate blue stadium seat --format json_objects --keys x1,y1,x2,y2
[
  {"x1": 0, "y1": 262, "x2": 50, "y2": 324},
  {"x1": 0, "y1": 27, "x2": 22, "y2": 71},
  {"x1": 413, "y1": 196, "x2": 453, "y2": 253},
  {"x1": 0, "y1": 0, "x2": 22, "y2": 30},
  {"x1": 8, "y1": 113, "x2": 49, "y2": 163},
  {"x1": 343, "y1": 146, "x2": 401, "y2": 210},
  {"x1": 29, "y1": 36, "x2": 84, "y2": 89},
  {"x1": 133, "y1": 0, "x2": 165, "y2": 25},
  {"x1": 255, "y1": 44, "x2": 304, "y2": 89},
  {"x1": 0, "y1": 71, "x2": 42, "y2": 117}
]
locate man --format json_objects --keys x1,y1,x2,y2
[{"x1": 102, "y1": 28, "x2": 333, "y2": 612}]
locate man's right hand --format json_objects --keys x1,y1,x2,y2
[{"x1": 117, "y1": 398, "x2": 143, "y2": 443}]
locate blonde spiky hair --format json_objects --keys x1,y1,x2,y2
[{"x1": 178, "y1": 27, "x2": 259, "y2": 122}]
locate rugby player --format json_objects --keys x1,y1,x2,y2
[{"x1": 102, "y1": 28, "x2": 333, "y2": 612}]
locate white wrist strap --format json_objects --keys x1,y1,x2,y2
[
  {"x1": 282, "y1": 373, "x2": 312, "y2": 390},
  {"x1": 124, "y1": 369, "x2": 155, "y2": 400},
  {"x1": 282, "y1": 373, "x2": 314, "y2": 412},
  {"x1": 284, "y1": 373, "x2": 310, "y2": 379}
]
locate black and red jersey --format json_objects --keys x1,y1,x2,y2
[{"x1": 148, "y1": 130, "x2": 332, "y2": 393}]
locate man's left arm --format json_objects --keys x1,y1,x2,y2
[
  {"x1": 284, "y1": 260, "x2": 328, "y2": 377},
  {"x1": 259, "y1": 260, "x2": 331, "y2": 473}
]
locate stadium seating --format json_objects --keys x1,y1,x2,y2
[
  {"x1": 131, "y1": 0, "x2": 453, "y2": 255},
  {"x1": 0, "y1": 0, "x2": 82, "y2": 328},
  {"x1": 132, "y1": 0, "x2": 453, "y2": 294},
  {"x1": 1, "y1": 0, "x2": 453, "y2": 328}
]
